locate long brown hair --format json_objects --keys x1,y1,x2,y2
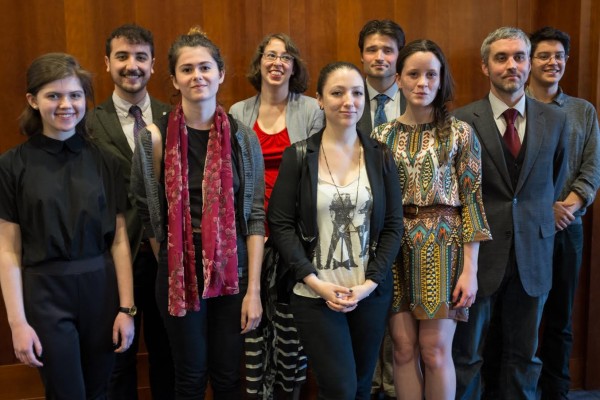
[{"x1": 397, "y1": 39, "x2": 455, "y2": 162}]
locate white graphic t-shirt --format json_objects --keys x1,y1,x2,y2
[{"x1": 294, "y1": 164, "x2": 372, "y2": 298}]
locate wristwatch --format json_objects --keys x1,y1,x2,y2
[{"x1": 119, "y1": 305, "x2": 137, "y2": 317}]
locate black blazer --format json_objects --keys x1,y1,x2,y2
[
  {"x1": 88, "y1": 96, "x2": 171, "y2": 257},
  {"x1": 454, "y1": 96, "x2": 567, "y2": 297},
  {"x1": 268, "y1": 129, "x2": 403, "y2": 286}
]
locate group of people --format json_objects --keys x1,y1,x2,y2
[{"x1": 0, "y1": 17, "x2": 597, "y2": 400}]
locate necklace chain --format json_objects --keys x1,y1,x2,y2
[
  {"x1": 320, "y1": 140, "x2": 362, "y2": 202},
  {"x1": 320, "y1": 141, "x2": 362, "y2": 263}
]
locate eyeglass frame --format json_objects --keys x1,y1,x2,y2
[
  {"x1": 532, "y1": 52, "x2": 569, "y2": 62},
  {"x1": 262, "y1": 52, "x2": 294, "y2": 64}
]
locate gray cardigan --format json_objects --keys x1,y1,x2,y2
[
  {"x1": 229, "y1": 92, "x2": 324, "y2": 143},
  {"x1": 131, "y1": 114, "x2": 266, "y2": 244}
]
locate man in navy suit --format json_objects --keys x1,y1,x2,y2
[
  {"x1": 357, "y1": 19, "x2": 406, "y2": 138},
  {"x1": 452, "y1": 27, "x2": 567, "y2": 400},
  {"x1": 357, "y1": 20, "x2": 406, "y2": 400},
  {"x1": 88, "y1": 24, "x2": 174, "y2": 400}
]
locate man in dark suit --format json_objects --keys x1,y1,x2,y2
[
  {"x1": 357, "y1": 19, "x2": 406, "y2": 139},
  {"x1": 88, "y1": 24, "x2": 174, "y2": 400},
  {"x1": 357, "y1": 19, "x2": 406, "y2": 400},
  {"x1": 452, "y1": 27, "x2": 567, "y2": 400}
]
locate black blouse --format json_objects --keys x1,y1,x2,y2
[
  {"x1": 187, "y1": 127, "x2": 209, "y2": 228},
  {"x1": 0, "y1": 133, "x2": 126, "y2": 266},
  {"x1": 186, "y1": 126, "x2": 241, "y2": 228}
]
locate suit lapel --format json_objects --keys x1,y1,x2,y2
[
  {"x1": 515, "y1": 99, "x2": 544, "y2": 194},
  {"x1": 96, "y1": 99, "x2": 133, "y2": 159},
  {"x1": 471, "y1": 101, "x2": 513, "y2": 189},
  {"x1": 150, "y1": 98, "x2": 170, "y2": 123},
  {"x1": 357, "y1": 83, "x2": 373, "y2": 135}
]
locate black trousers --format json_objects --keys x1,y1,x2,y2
[
  {"x1": 108, "y1": 243, "x2": 175, "y2": 400},
  {"x1": 157, "y1": 234, "x2": 248, "y2": 400},
  {"x1": 290, "y1": 274, "x2": 392, "y2": 400},
  {"x1": 539, "y1": 224, "x2": 584, "y2": 397},
  {"x1": 23, "y1": 254, "x2": 119, "y2": 400}
]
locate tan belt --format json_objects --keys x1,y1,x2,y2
[{"x1": 403, "y1": 204, "x2": 460, "y2": 219}]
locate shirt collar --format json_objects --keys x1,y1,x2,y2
[
  {"x1": 366, "y1": 79, "x2": 399, "y2": 101},
  {"x1": 32, "y1": 132, "x2": 84, "y2": 154},
  {"x1": 552, "y1": 87, "x2": 566, "y2": 106},
  {"x1": 112, "y1": 91, "x2": 151, "y2": 118},
  {"x1": 488, "y1": 91, "x2": 526, "y2": 120},
  {"x1": 525, "y1": 86, "x2": 566, "y2": 107}
]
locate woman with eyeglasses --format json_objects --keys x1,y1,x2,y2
[{"x1": 230, "y1": 33, "x2": 322, "y2": 399}]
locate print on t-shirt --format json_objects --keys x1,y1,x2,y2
[{"x1": 315, "y1": 178, "x2": 371, "y2": 272}]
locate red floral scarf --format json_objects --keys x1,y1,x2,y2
[{"x1": 164, "y1": 103, "x2": 239, "y2": 317}]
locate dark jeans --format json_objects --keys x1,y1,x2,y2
[
  {"x1": 23, "y1": 254, "x2": 118, "y2": 400},
  {"x1": 453, "y1": 264, "x2": 547, "y2": 400},
  {"x1": 290, "y1": 274, "x2": 392, "y2": 400},
  {"x1": 109, "y1": 244, "x2": 175, "y2": 400},
  {"x1": 157, "y1": 236, "x2": 247, "y2": 400},
  {"x1": 539, "y1": 224, "x2": 584, "y2": 397}
]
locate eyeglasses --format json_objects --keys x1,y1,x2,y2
[
  {"x1": 262, "y1": 52, "x2": 294, "y2": 64},
  {"x1": 533, "y1": 52, "x2": 569, "y2": 62}
]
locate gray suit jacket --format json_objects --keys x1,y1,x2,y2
[
  {"x1": 229, "y1": 92, "x2": 323, "y2": 144},
  {"x1": 454, "y1": 97, "x2": 567, "y2": 297},
  {"x1": 88, "y1": 96, "x2": 170, "y2": 257},
  {"x1": 357, "y1": 83, "x2": 406, "y2": 136}
]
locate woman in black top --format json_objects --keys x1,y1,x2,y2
[
  {"x1": 0, "y1": 53, "x2": 135, "y2": 399},
  {"x1": 268, "y1": 62, "x2": 403, "y2": 399},
  {"x1": 131, "y1": 28, "x2": 265, "y2": 399}
]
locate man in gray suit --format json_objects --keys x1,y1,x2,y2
[
  {"x1": 357, "y1": 19, "x2": 406, "y2": 400},
  {"x1": 357, "y1": 19, "x2": 406, "y2": 138},
  {"x1": 452, "y1": 27, "x2": 567, "y2": 400},
  {"x1": 88, "y1": 24, "x2": 173, "y2": 400}
]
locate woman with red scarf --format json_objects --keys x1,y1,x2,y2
[{"x1": 131, "y1": 27, "x2": 265, "y2": 399}]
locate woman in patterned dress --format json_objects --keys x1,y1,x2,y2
[{"x1": 371, "y1": 40, "x2": 492, "y2": 400}]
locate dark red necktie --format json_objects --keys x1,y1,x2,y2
[
  {"x1": 129, "y1": 105, "x2": 147, "y2": 140},
  {"x1": 502, "y1": 108, "x2": 521, "y2": 158}
]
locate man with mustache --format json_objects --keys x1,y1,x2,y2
[
  {"x1": 357, "y1": 18, "x2": 405, "y2": 400},
  {"x1": 88, "y1": 24, "x2": 174, "y2": 400},
  {"x1": 526, "y1": 26, "x2": 600, "y2": 400},
  {"x1": 452, "y1": 26, "x2": 568, "y2": 400}
]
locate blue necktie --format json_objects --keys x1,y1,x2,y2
[
  {"x1": 129, "y1": 105, "x2": 146, "y2": 140},
  {"x1": 374, "y1": 94, "x2": 388, "y2": 128}
]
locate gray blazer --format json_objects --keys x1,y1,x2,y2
[
  {"x1": 357, "y1": 83, "x2": 406, "y2": 136},
  {"x1": 454, "y1": 97, "x2": 567, "y2": 297},
  {"x1": 88, "y1": 96, "x2": 170, "y2": 257},
  {"x1": 229, "y1": 92, "x2": 323, "y2": 143}
]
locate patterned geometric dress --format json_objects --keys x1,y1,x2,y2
[{"x1": 372, "y1": 117, "x2": 491, "y2": 321}]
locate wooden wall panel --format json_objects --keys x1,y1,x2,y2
[
  {"x1": 0, "y1": 0, "x2": 598, "y2": 396},
  {"x1": 582, "y1": 0, "x2": 600, "y2": 389}
]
